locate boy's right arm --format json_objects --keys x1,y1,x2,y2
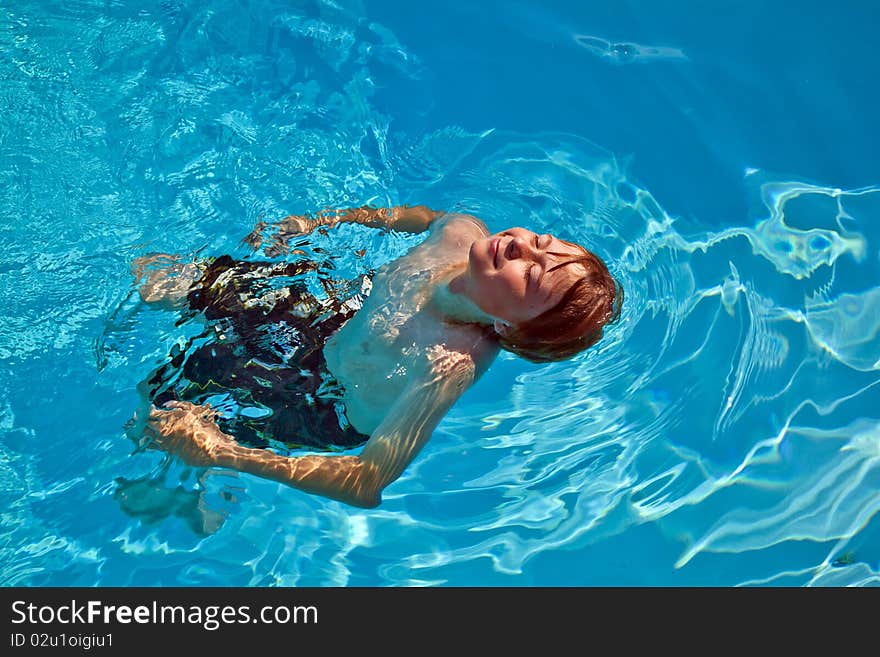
[
  {"x1": 244, "y1": 205, "x2": 443, "y2": 256},
  {"x1": 146, "y1": 349, "x2": 474, "y2": 508},
  {"x1": 147, "y1": 339, "x2": 496, "y2": 508}
]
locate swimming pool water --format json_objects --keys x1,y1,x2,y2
[{"x1": 1, "y1": 0, "x2": 878, "y2": 586}]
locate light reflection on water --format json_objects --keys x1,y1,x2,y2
[
  {"x1": 0, "y1": 0, "x2": 878, "y2": 586},
  {"x1": 387, "y1": 134, "x2": 880, "y2": 584}
]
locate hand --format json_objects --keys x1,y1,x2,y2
[
  {"x1": 243, "y1": 215, "x2": 312, "y2": 257},
  {"x1": 277, "y1": 214, "x2": 312, "y2": 235},
  {"x1": 145, "y1": 401, "x2": 236, "y2": 468}
]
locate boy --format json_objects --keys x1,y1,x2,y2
[{"x1": 136, "y1": 205, "x2": 621, "y2": 508}]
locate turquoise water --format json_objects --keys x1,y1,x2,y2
[{"x1": 1, "y1": 0, "x2": 879, "y2": 586}]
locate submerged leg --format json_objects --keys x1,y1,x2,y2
[
  {"x1": 114, "y1": 475, "x2": 228, "y2": 536},
  {"x1": 118, "y1": 401, "x2": 231, "y2": 536}
]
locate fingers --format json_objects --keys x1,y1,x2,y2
[
  {"x1": 161, "y1": 400, "x2": 207, "y2": 412},
  {"x1": 280, "y1": 215, "x2": 310, "y2": 233},
  {"x1": 241, "y1": 220, "x2": 267, "y2": 251},
  {"x1": 162, "y1": 400, "x2": 192, "y2": 410},
  {"x1": 140, "y1": 403, "x2": 232, "y2": 468},
  {"x1": 245, "y1": 215, "x2": 312, "y2": 257},
  {"x1": 159, "y1": 400, "x2": 218, "y2": 424}
]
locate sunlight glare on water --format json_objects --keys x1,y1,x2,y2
[{"x1": 0, "y1": 0, "x2": 878, "y2": 586}]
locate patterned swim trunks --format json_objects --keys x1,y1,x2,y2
[{"x1": 147, "y1": 255, "x2": 371, "y2": 453}]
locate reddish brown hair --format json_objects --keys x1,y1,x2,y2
[{"x1": 497, "y1": 244, "x2": 622, "y2": 363}]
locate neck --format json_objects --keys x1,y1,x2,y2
[{"x1": 430, "y1": 266, "x2": 495, "y2": 326}]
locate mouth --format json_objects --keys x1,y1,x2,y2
[{"x1": 492, "y1": 238, "x2": 499, "y2": 268}]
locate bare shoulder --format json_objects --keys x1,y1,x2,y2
[
  {"x1": 429, "y1": 212, "x2": 489, "y2": 244},
  {"x1": 428, "y1": 322, "x2": 499, "y2": 385}
]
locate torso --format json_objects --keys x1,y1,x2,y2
[{"x1": 322, "y1": 213, "x2": 497, "y2": 435}]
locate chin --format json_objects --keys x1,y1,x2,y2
[{"x1": 469, "y1": 237, "x2": 488, "y2": 266}]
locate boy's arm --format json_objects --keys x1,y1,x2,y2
[
  {"x1": 149, "y1": 346, "x2": 478, "y2": 508},
  {"x1": 244, "y1": 205, "x2": 444, "y2": 257}
]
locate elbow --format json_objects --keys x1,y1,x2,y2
[
  {"x1": 348, "y1": 466, "x2": 385, "y2": 509},
  {"x1": 352, "y1": 473, "x2": 383, "y2": 509},
  {"x1": 341, "y1": 480, "x2": 382, "y2": 508},
  {"x1": 350, "y1": 491, "x2": 381, "y2": 509}
]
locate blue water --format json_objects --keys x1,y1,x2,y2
[{"x1": 1, "y1": 0, "x2": 879, "y2": 586}]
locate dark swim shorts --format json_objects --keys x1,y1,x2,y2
[{"x1": 147, "y1": 255, "x2": 372, "y2": 453}]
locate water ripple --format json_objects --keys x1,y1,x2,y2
[
  {"x1": 2, "y1": 0, "x2": 879, "y2": 587},
  {"x1": 358, "y1": 130, "x2": 880, "y2": 584}
]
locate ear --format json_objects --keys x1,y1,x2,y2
[{"x1": 493, "y1": 319, "x2": 512, "y2": 336}]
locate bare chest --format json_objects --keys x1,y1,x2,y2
[
  {"x1": 322, "y1": 253, "x2": 465, "y2": 434},
  {"x1": 322, "y1": 214, "x2": 490, "y2": 436}
]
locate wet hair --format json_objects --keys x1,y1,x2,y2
[{"x1": 497, "y1": 243, "x2": 622, "y2": 363}]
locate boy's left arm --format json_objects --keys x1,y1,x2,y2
[{"x1": 244, "y1": 205, "x2": 443, "y2": 257}]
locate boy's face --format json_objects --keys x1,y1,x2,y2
[{"x1": 464, "y1": 227, "x2": 586, "y2": 324}]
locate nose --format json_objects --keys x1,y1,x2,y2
[{"x1": 507, "y1": 235, "x2": 537, "y2": 261}]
